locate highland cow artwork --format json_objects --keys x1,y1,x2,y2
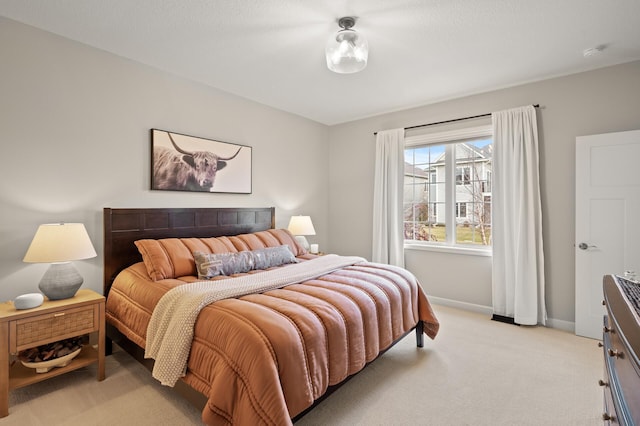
[{"x1": 151, "y1": 129, "x2": 251, "y2": 194}]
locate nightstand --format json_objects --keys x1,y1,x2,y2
[{"x1": 0, "y1": 289, "x2": 105, "y2": 417}]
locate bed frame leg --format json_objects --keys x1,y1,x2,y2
[
  {"x1": 105, "y1": 337, "x2": 113, "y2": 356},
  {"x1": 415, "y1": 321, "x2": 424, "y2": 348}
]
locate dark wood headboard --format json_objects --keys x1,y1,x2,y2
[{"x1": 103, "y1": 207, "x2": 275, "y2": 296}]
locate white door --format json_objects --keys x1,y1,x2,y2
[{"x1": 575, "y1": 129, "x2": 640, "y2": 339}]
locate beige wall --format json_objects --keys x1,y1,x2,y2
[
  {"x1": 328, "y1": 60, "x2": 640, "y2": 327},
  {"x1": 3, "y1": 16, "x2": 640, "y2": 329},
  {"x1": 0, "y1": 18, "x2": 329, "y2": 300}
]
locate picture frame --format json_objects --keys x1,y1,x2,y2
[{"x1": 151, "y1": 129, "x2": 252, "y2": 194}]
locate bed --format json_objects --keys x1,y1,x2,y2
[{"x1": 103, "y1": 207, "x2": 439, "y2": 425}]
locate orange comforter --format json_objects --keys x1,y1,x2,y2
[{"x1": 106, "y1": 258, "x2": 439, "y2": 425}]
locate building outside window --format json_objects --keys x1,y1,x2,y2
[{"x1": 404, "y1": 125, "x2": 492, "y2": 249}]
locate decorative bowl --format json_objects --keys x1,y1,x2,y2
[{"x1": 21, "y1": 348, "x2": 82, "y2": 373}]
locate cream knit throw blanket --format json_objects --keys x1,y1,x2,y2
[{"x1": 145, "y1": 254, "x2": 365, "y2": 386}]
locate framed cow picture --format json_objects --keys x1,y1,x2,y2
[{"x1": 151, "y1": 129, "x2": 252, "y2": 194}]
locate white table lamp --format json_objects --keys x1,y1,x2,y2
[
  {"x1": 287, "y1": 216, "x2": 316, "y2": 251},
  {"x1": 23, "y1": 223, "x2": 97, "y2": 300}
]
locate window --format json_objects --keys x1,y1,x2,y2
[
  {"x1": 403, "y1": 125, "x2": 492, "y2": 249},
  {"x1": 456, "y1": 166, "x2": 471, "y2": 185},
  {"x1": 456, "y1": 202, "x2": 467, "y2": 218}
]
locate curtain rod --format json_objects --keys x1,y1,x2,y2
[{"x1": 373, "y1": 104, "x2": 540, "y2": 135}]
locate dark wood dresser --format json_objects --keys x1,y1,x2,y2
[{"x1": 602, "y1": 274, "x2": 640, "y2": 425}]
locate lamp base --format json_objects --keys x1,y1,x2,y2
[
  {"x1": 294, "y1": 235, "x2": 310, "y2": 251},
  {"x1": 38, "y1": 262, "x2": 83, "y2": 300}
]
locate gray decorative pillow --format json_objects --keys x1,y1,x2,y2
[
  {"x1": 193, "y1": 245, "x2": 298, "y2": 280},
  {"x1": 193, "y1": 251, "x2": 225, "y2": 279},
  {"x1": 251, "y1": 245, "x2": 298, "y2": 270},
  {"x1": 213, "y1": 251, "x2": 255, "y2": 276}
]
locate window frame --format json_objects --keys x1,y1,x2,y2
[{"x1": 404, "y1": 124, "x2": 493, "y2": 256}]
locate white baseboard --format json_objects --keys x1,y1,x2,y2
[
  {"x1": 545, "y1": 318, "x2": 575, "y2": 333},
  {"x1": 429, "y1": 296, "x2": 576, "y2": 333},
  {"x1": 428, "y1": 296, "x2": 493, "y2": 315}
]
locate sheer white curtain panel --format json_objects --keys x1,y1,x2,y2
[
  {"x1": 372, "y1": 128, "x2": 405, "y2": 267},
  {"x1": 491, "y1": 105, "x2": 547, "y2": 325}
]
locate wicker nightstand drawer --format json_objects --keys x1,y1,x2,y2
[{"x1": 13, "y1": 305, "x2": 97, "y2": 351}]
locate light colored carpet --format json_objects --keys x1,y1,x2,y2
[{"x1": 1, "y1": 305, "x2": 602, "y2": 425}]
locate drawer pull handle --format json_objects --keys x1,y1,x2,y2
[
  {"x1": 602, "y1": 413, "x2": 615, "y2": 421},
  {"x1": 54, "y1": 313, "x2": 66, "y2": 317},
  {"x1": 598, "y1": 379, "x2": 609, "y2": 387},
  {"x1": 607, "y1": 348, "x2": 623, "y2": 358},
  {"x1": 603, "y1": 326, "x2": 613, "y2": 333},
  {"x1": 598, "y1": 342, "x2": 603, "y2": 348}
]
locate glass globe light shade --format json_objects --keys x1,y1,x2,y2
[{"x1": 326, "y1": 27, "x2": 368, "y2": 74}]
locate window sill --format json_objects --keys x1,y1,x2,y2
[{"x1": 404, "y1": 243, "x2": 492, "y2": 257}]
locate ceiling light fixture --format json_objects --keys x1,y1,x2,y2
[{"x1": 326, "y1": 17, "x2": 368, "y2": 74}]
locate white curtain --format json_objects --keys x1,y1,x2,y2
[
  {"x1": 491, "y1": 106, "x2": 546, "y2": 325},
  {"x1": 372, "y1": 128, "x2": 405, "y2": 267}
]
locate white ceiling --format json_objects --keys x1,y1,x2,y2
[{"x1": 2, "y1": 1, "x2": 640, "y2": 125}]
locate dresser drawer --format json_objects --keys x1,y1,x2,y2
[
  {"x1": 603, "y1": 318, "x2": 623, "y2": 425},
  {"x1": 9, "y1": 305, "x2": 99, "y2": 353},
  {"x1": 603, "y1": 381, "x2": 619, "y2": 425},
  {"x1": 605, "y1": 314, "x2": 640, "y2": 425}
]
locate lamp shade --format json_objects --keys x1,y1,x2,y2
[
  {"x1": 326, "y1": 17, "x2": 368, "y2": 74},
  {"x1": 24, "y1": 223, "x2": 97, "y2": 263},
  {"x1": 287, "y1": 216, "x2": 316, "y2": 236},
  {"x1": 23, "y1": 223, "x2": 96, "y2": 300}
]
